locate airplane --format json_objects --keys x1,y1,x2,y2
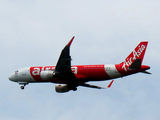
[{"x1": 8, "y1": 36, "x2": 151, "y2": 93}]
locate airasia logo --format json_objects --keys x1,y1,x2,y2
[
  {"x1": 31, "y1": 66, "x2": 77, "y2": 77},
  {"x1": 122, "y1": 44, "x2": 146, "y2": 71},
  {"x1": 71, "y1": 67, "x2": 77, "y2": 74},
  {"x1": 32, "y1": 68, "x2": 40, "y2": 75}
]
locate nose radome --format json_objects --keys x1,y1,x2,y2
[
  {"x1": 8, "y1": 74, "x2": 15, "y2": 81},
  {"x1": 8, "y1": 74, "x2": 13, "y2": 81}
]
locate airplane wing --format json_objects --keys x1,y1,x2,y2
[
  {"x1": 54, "y1": 37, "x2": 114, "y2": 90},
  {"x1": 79, "y1": 80, "x2": 114, "y2": 89},
  {"x1": 54, "y1": 36, "x2": 76, "y2": 85}
]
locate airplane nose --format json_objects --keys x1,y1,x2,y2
[
  {"x1": 8, "y1": 74, "x2": 15, "y2": 81},
  {"x1": 8, "y1": 74, "x2": 13, "y2": 81}
]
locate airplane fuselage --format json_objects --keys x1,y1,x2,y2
[{"x1": 9, "y1": 64, "x2": 150, "y2": 84}]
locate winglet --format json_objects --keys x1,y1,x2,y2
[
  {"x1": 67, "y1": 36, "x2": 75, "y2": 46},
  {"x1": 107, "y1": 80, "x2": 114, "y2": 88}
]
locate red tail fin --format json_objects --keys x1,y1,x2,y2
[{"x1": 122, "y1": 41, "x2": 148, "y2": 71}]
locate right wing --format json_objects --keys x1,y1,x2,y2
[{"x1": 79, "y1": 80, "x2": 114, "y2": 89}]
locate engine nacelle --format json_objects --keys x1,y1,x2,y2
[
  {"x1": 55, "y1": 84, "x2": 69, "y2": 93},
  {"x1": 40, "y1": 71, "x2": 53, "y2": 80}
]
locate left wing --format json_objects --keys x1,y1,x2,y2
[{"x1": 54, "y1": 36, "x2": 76, "y2": 85}]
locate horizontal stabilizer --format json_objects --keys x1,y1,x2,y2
[
  {"x1": 79, "y1": 80, "x2": 114, "y2": 89},
  {"x1": 141, "y1": 71, "x2": 151, "y2": 74},
  {"x1": 128, "y1": 59, "x2": 141, "y2": 70}
]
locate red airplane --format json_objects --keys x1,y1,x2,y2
[{"x1": 9, "y1": 36, "x2": 150, "y2": 93}]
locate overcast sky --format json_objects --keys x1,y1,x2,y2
[{"x1": 1, "y1": 0, "x2": 160, "y2": 120}]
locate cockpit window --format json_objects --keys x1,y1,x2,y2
[{"x1": 15, "y1": 70, "x2": 19, "y2": 74}]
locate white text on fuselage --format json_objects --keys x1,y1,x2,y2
[{"x1": 31, "y1": 66, "x2": 77, "y2": 76}]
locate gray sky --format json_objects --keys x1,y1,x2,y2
[{"x1": 1, "y1": 0, "x2": 160, "y2": 120}]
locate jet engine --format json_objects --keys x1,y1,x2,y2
[
  {"x1": 55, "y1": 84, "x2": 69, "y2": 93},
  {"x1": 40, "y1": 71, "x2": 53, "y2": 80}
]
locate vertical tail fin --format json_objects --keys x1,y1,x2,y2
[{"x1": 122, "y1": 41, "x2": 148, "y2": 71}]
